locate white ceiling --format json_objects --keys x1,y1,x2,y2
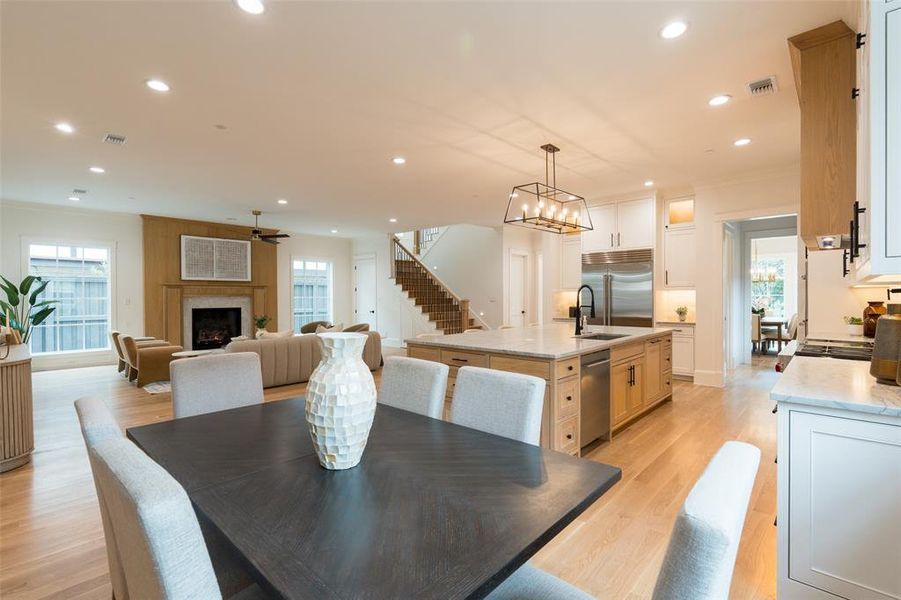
[{"x1": 1, "y1": 1, "x2": 853, "y2": 236}]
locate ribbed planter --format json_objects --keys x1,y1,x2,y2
[{"x1": 304, "y1": 333, "x2": 377, "y2": 470}]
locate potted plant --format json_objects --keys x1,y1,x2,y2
[
  {"x1": 675, "y1": 306, "x2": 689, "y2": 322},
  {"x1": 254, "y1": 315, "x2": 271, "y2": 339},
  {"x1": 0, "y1": 275, "x2": 58, "y2": 346},
  {"x1": 844, "y1": 316, "x2": 864, "y2": 336}
]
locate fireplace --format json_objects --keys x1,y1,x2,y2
[{"x1": 191, "y1": 307, "x2": 242, "y2": 350}]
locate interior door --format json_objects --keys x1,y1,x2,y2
[
  {"x1": 508, "y1": 252, "x2": 527, "y2": 327},
  {"x1": 353, "y1": 255, "x2": 378, "y2": 329}
]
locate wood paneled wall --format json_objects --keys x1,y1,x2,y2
[{"x1": 142, "y1": 215, "x2": 279, "y2": 344}]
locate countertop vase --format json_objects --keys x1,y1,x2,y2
[
  {"x1": 304, "y1": 332, "x2": 377, "y2": 469},
  {"x1": 863, "y1": 301, "x2": 887, "y2": 338},
  {"x1": 870, "y1": 313, "x2": 901, "y2": 385}
]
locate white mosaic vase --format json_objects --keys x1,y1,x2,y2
[{"x1": 304, "y1": 332, "x2": 377, "y2": 470}]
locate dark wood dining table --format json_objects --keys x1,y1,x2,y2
[{"x1": 127, "y1": 398, "x2": 621, "y2": 600}]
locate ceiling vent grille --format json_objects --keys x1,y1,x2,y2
[
  {"x1": 746, "y1": 76, "x2": 778, "y2": 97},
  {"x1": 103, "y1": 133, "x2": 127, "y2": 145},
  {"x1": 73, "y1": 188, "x2": 88, "y2": 195}
]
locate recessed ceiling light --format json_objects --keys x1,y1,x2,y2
[
  {"x1": 659, "y1": 21, "x2": 688, "y2": 39},
  {"x1": 235, "y1": 0, "x2": 265, "y2": 14},
  {"x1": 68, "y1": 196, "x2": 80, "y2": 202},
  {"x1": 55, "y1": 122, "x2": 75, "y2": 134},
  {"x1": 708, "y1": 94, "x2": 731, "y2": 107},
  {"x1": 145, "y1": 79, "x2": 170, "y2": 92},
  {"x1": 277, "y1": 199, "x2": 288, "y2": 205},
  {"x1": 644, "y1": 180, "x2": 654, "y2": 187},
  {"x1": 392, "y1": 157, "x2": 406, "y2": 165},
  {"x1": 733, "y1": 137, "x2": 752, "y2": 147},
  {"x1": 389, "y1": 217, "x2": 398, "y2": 223},
  {"x1": 331, "y1": 229, "x2": 339, "y2": 234},
  {"x1": 89, "y1": 166, "x2": 105, "y2": 173}
]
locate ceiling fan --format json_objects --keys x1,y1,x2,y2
[{"x1": 250, "y1": 210, "x2": 290, "y2": 245}]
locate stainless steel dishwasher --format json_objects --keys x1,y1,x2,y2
[{"x1": 580, "y1": 349, "x2": 611, "y2": 449}]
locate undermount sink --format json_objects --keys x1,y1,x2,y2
[{"x1": 576, "y1": 333, "x2": 629, "y2": 341}]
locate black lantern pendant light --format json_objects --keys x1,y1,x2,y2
[{"x1": 503, "y1": 143, "x2": 593, "y2": 234}]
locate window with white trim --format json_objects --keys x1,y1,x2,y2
[
  {"x1": 292, "y1": 259, "x2": 333, "y2": 332},
  {"x1": 27, "y1": 243, "x2": 111, "y2": 354}
]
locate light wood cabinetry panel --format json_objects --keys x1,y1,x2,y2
[
  {"x1": 439, "y1": 349, "x2": 489, "y2": 369},
  {"x1": 611, "y1": 341, "x2": 644, "y2": 364},
  {"x1": 554, "y1": 356, "x2": 580, "y2": 380},
  {"x1": 490, "y1": 355, "x2": 551, "y2": 380},
  {"x1": 611, "y1": 361, "x2": 632, "y2": 426},
  {"x1": 554, "y1": 416, "x2": 579, "y2": 455},
  {"x1": 628, "y1": 360, "x2": 644, "y2": 415},
  {"x1": 663, "y1": 229, "x2": 696, "y2": 288},
  {"x1": 408, "y1": 346, "x2": 441, "y2": 362},
  {"x1": 555, "y1": 376, "x2": 579, "y2": 420},
  {"x1": 644, "y1": 340, "x2": 662, "y2": 403},
  {"x1": 788, "y1": 21, "x2": 857, "y2": 249}
]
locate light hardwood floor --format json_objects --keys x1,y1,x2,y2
[{"x1": 0, "y1": 357, "x2": 779, "y2": 599}]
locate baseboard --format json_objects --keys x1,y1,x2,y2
[{"x1": 692, "y1": 369, "x2": 724, "y2": 388}]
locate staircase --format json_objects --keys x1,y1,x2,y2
[{"x1": 390, "y1": 236, "x2": 478, "y2": 334}]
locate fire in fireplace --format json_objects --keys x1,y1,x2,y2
[{"x1": 191, "y1": 307, "x2": 242, "y2": 350}]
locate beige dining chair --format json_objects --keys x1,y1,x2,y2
[
  {"x1": 378, "y1": 356, "x2": 449, "y2": 419},
  {"x1": 450, "y1": 366, "x2": 545, "y2": 445},
  {"x1": 488, "y1": 441, "x2": 761, "y2": 600},
  {"x1": 171, "y1": 352, "x2": 264, "y2": 418},
  {"x1": 751, "y1": 314, "x2": 762, "y2": 353},
  {"x1": 87, "y1": 436, "x2": 267, "y2": 599}
]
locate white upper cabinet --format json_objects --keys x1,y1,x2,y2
[
  {"x1": 616, "y1": 198, "x2": 655, "y2": 249},
  {"x1": 857, "y1": 0, "x2": 901, "y2": 278},
  {"x1": 560, "y1": 236, "x2": 582, "y2": 289},
  {"x1": 664, "y1": 229, "x2": 697, "y2": 288},
  {"x1": 582, "y1": 198, "x2": 655, "y2": 253},
  {"x1": 582, "y1": 204, "x2": 617, "y2": 253}
]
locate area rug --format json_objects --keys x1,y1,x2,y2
[{"x1": 142, "y1": 381, "x2": 171, "y2": 394}]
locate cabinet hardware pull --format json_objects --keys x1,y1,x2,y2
[
  {"x1": 665, "y1": 270, "x2": 668, "y2": 285},
  {"x1": 566, "y1": 396, "x2": 573, "y2": 401},
  {"x1": 617, "y1": 232, "x2": 621, "y2": 247},
  {"x1": 610, "y1": 233, "x2": 614, "y2": 247},
  {"x1": 568, "y1": 365, "x2": 574, "y2": 370},
  {"x1": 566, "y1": 434, "x2": 573, "y2": 440},
  {"x1": 452, "y1": 358, "x2": 468, "y2": 363}
]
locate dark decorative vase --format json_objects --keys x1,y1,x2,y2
[
  {"x1": 870, "y1": 311, "x2": 901, "y2": 385},
  {"x1": 863, "y1": 301, "x2": 886, "y2": 338}
]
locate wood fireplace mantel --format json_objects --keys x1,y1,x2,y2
[{"x1": 143, "y1": 215, "x2": 278, "y2": 345}]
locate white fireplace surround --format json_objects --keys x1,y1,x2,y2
[{"x1": 182, "y1": 296, "x2": 253, "y2": 350}]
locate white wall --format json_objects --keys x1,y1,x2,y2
[
  {"x1": 808, "y1": 249, "x2": 893, "y2": 335},
  {"x1": 0, "y1": 200, "x2": 144, "y2": 370},
  {"x1": 502, "y1": 226, "x2": 543, "y2": 326},
  {"x1": 276, "y1": 233, "x2": 353, "y2": 332},
  {"x1": 416, "y1": 224, "x2": 503, "y2": 328},
  {"x1": 693, "y1": 168, "x2": 801, "y2": 387}
]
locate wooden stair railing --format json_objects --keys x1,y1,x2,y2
[{"x1": 390, "y1": 236, "x2": 473, "y2": 334}]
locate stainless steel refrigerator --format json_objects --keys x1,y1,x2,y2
[{"x1": 581, "y1": 249, "x2": 654, "y2": 327}]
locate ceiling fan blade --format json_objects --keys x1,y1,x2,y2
[
  {"x1": 261, "y1": 233, "x2": 291, "y2": 239},
  {"x1": 259, "y1": 237, "x2": 279, "y2": 245}
]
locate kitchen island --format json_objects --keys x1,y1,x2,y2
[
  {"x1": 771, "y1": 357, "x2": 901, "y2": 599},
  {"x1": 405, "y1": 324, "x2": 674, "y2": 455}
]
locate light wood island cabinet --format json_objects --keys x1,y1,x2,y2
[{"x1": 406, "y1": 327, "x2": 673, "y2": 455}]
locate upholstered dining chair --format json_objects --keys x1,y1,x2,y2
[
  {"x1": 378, "y1": 356, "x2": 449, "y2": 419},
  {"x1": 171, "y1": 352, "x2": 264, "y2": 418},
  {"x1": 300, "y1": 320, "x2": 331, "y2": 334},
  {"x1": 488, "y1": 441, "x2": 761, "y2": 600},
  {"x1": 74, "y1": 397, "x2": 128, "y2": 600},
  {"x1": 751, "y1": 314, "x2": 762, "y2": 353},
  {"x1": 87, "y1": 436, "x2": 266, "y2": 599},
  {"x1": 450, "y1": 366, "x2": 545, "y2": 446}
]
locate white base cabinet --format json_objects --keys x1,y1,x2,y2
[
  {"x1": 777, "y1": 403, "x2": 901, "y2": 599},
  {"x1": 670, "y1": 324, "x2": 694, "y2": 377}
]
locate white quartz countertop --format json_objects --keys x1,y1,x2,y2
[
  {"x1": 405, "y1": 323, "x2": 672, "y2": 359},
  {"x1": 771, "y1": 356, "x2": 901, "y2": 418}
]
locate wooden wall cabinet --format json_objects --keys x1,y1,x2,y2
[{"x1": 788, "y1": 21, "x2": 857, "y2": 250}]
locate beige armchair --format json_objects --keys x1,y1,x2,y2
[
  {"x1": 299, "y1": 320, "x2": 331, "y2": 334},
  {"x1": 119, "y1": 335, "x2": 183, "y2": 387},
  {"x1": 343, "y1": 323, "x2": 370, "y2": 333},
  {"x1": 110, "y1": 331, "x2": 164, "y2": 377}
]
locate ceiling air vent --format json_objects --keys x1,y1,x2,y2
[
  {"x1": 73, "y1": 188, "x2": 88, "y2": 195},
  {"x1": 103, "y1": 133, "x2": 127, "y2": 145},
  {"x1": 746, "y1": 76, "x2": 778, "y2": 97}
]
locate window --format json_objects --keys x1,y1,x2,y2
[
  {"x1": 750, "y1": 236, "x2": 797, "y2": 320},
  {"x1": 27, "y1": 243, "x2": 111, "y2": 354},
  {"x1": 292, "y1": 259, "x2": 333, "y2": 331}
]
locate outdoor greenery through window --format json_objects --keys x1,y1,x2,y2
[
  {"x1": 750, "y1": 235, "x2": 797, "y2": 320},
  {"x1": 751, "y1": 258, "x2": 786, "y2": 317},
  {"x1": 28, "y1": 243, "x2": 111, "y2": 354},
  {"x1": 292, "y1": 259, "x2": 332, "y2": 332}
]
